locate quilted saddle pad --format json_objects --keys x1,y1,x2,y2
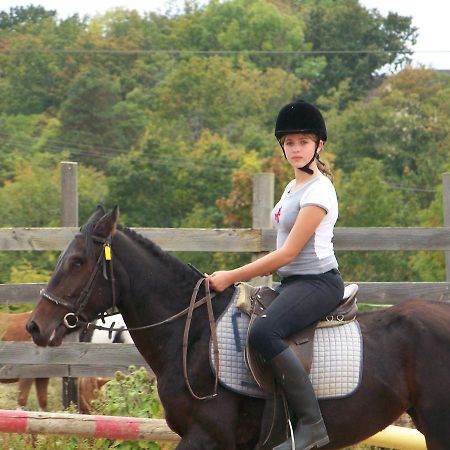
[{"x1": 209, "y1": 293, "x2": 363, "y2": 400}]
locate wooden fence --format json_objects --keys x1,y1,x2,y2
[{"x1": 0, "y1": 164, "x2": 449, "y2": 381}]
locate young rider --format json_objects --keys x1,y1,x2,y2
[{"x1": 208, "y1": 100, "x2": 344, "y2": 450}]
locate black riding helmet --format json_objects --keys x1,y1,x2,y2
[{"x1": 275, "y1": 101, "x2": 327, "y2": 174}]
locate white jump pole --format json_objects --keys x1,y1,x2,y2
[
  {"x1": 0, "y1": 410, "x2": 180, "y2": 442},
  {"x1": 0, "y1": 410, "x2": 427, "y2": 449}
]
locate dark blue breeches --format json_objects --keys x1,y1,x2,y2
[{"x1": 248, "y1": 269, "x2": 344, "y2": 361}]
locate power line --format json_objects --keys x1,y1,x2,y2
[
  {"x1": 387, "y1": 184, "x2": 436, "y2": 193},
  {"x1": 0, "y1": 48, "x2": 430, "y2": 55},
  {"x1": 0, "y1": 133, "x2": 440, "y2": 193},
  {"x1": 0, "y1": 133, "x2": 241, "y2": 172}
]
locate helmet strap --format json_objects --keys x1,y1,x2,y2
[
  {"x1": 278, "y1": 140, "x2": 320, "y2": 175},
  {"x1": 299, "y1": 147, "x2": 317, "y2": 175}
]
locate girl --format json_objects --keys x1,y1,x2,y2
[{"x1": 208, "y1": 100, "x2": 344, "y2": 450}]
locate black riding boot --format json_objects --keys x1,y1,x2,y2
[{"x1": 271, "y1": 348, "x2": 329, "y2": 450}]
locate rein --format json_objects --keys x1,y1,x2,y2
[{"x1": 40, "y1": 234, "x2": 220, "y2": 401}]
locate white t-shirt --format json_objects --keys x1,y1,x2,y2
[{"x1": 271, "y1": 174, "x2": 339, "y2": 276}]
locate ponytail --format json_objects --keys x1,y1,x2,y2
[{"x1": 316, "y1": 153, "x2": 333, "y2": 181}]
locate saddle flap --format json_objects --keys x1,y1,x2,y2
[{"x1": 245, "y1": 318, "x2": 317, "y2": 394}]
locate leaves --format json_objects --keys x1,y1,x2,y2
[{"x1": 0, "y1": 0, "x2": 446, "y2": 284}]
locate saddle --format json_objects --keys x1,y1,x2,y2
[{"x1": 244, "y1": 283, "x2": 359, "y2": 394}]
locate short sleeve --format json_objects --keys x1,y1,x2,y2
[{"x1": 300, "y1": 179, "x2": 334, "y2": 213}]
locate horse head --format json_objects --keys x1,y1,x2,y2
[{"x1": 27, "y1": 205, "x2": 119, "y2": 347}]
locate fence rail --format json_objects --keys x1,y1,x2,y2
[
  {"x1": 1, "y1": 226, "x2": 450, "y2": 252},
  {"x1": 0, "y1": 167, "x2": 449, "y2": 385},
  {"x1": 0, "y1": 343, "x2": 148, "y2": 379},
  {"x1": 1, "y1": 281, "x2": 450, "y2": 306}
]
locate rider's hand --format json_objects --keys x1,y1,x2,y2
[{"x1": 208, "y1": 270, "x2": 235, "y2": 292}]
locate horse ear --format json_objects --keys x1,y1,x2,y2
[
  {"x1": 93, "y1": 205, "x2": 119, "y2": 239},
  {"x1": 86, "y1": 205, "x2": 106, "y2": 226}
]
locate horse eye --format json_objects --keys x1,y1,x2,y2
[{"x1": 71, "y1": 258, "x2": 84, "y2": 268}]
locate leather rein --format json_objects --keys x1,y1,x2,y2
[{"x1": 40, "y1": 234, "x2": 220, "y2": 401}]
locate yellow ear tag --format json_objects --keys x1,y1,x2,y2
[{"x1": 104, "y1": 245, "x2": 112, "y2": 261}]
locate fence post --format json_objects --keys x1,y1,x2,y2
[
  {"x1": 443, "y1": 173, "x2": 450, "y2": 282},
  {"x1": 60, "y1": 162, "x2": 79, "y2": 409},
  {"x1": 252, "y1": 173, "x2": 275, "y2": 286}
]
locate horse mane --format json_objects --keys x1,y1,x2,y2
[
  {"x1": 79, "y1": 219, "x2": 192, "y2": 279},
  {"x1": 117, "y1": 225, "x2": 190, "y2": 276}
]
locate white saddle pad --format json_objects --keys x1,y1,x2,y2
[{"x1": 209, "y1": 296, "x2": 363, "y2": 400}]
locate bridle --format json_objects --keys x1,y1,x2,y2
[
  {"x1": 40, "y1": 232, "x2": 221, "y2": 400},
  {"x1": 40, "y1": 234, "x2": 116, "y2": 330}
]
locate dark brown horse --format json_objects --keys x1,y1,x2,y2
[
  {"x1": 26, "y1": 206, "x2": 450, "y2": 449},
  {"x1": 0, "y1": 311, "x2": 49, "y2": 411}
]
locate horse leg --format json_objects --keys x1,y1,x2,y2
[
  {"x1": 17, "y1": 378, "x2": 33, "y2": 409},
  {"x1": 35, "y1": 378, "x2": 50, "y2": 411},
  {"x1": 175, "y1": 425, "x2": 238, "y2": 450},
  {"x1": 407, "y1": 404, "x2": 450, "y2": 450},
  {"x1": 165, "y1": 390, "x2": 242, "y2": 450}
]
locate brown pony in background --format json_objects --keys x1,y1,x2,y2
[{"x1": 0, "y1": 311, "x2": 49, "y2": 411}]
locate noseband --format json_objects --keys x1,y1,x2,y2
[{"x1": 40, "y1": 235, "x2": 116, "y2": 329}]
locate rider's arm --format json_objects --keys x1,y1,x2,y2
[{"x1": 208, "y1": 205, "x2": 326, "y2": 292}]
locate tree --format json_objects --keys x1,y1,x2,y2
[
  {"x1": 0, "y1": 6, "x2": 57, "y2": 32},
  {"x1": 0, "y1": 161, "x2": 107, "y2": 283},
  {"x1": 150, "y1": 55, "x2": 300, "y2": 143},
  {"x1": 335, "y1": 158, "x2": 420, "y2": 282},
  {"x1": 300, "y1": 0, "x2": 417, "y2": 102},
  {"x1": 328, "y1": 68, "x2": 450, "y2": 209},
  {"x1": 58, "y1": 66, "x2": 122, "y2": 166},
  {"x1": 0, "y1": 7, "x2": 86, "y2": 114}
]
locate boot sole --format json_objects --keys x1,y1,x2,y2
[
  {"x1": 304, "y1": 435, "x2": 330, "y2": 450},
  {"x1": 274, "y1": 435, "x2": 330, "y2": 450}
]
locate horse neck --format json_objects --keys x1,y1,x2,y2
[{"x1": 112, "y1": 231, "x2": 208, "y2": 372}]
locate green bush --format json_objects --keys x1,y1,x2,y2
[{"x1": 0, "y1": 367, "x2": 175, "y2": 450}]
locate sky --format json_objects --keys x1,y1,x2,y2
[{"x1": 2, "y1": 0, "x2": 449, "y2": 69}]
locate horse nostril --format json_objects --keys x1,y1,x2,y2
[{"x1": 26, "y1": 320, "x2": 40, "y2": 336}]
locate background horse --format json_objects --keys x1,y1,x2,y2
[
  {"x1": 26, "y1": 206, "x2": 450, "y2": 449},
  {"x1": 0, "y1": 311, "x2": 49, "y2": 411}
]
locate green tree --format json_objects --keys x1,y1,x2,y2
[
  {"x1": 300, "y1": 0, "x2": 417, "y2": 101},
  {"x1": 0, "y1": 161, "x2": 107, "y2": 283},
  {"x1": 328, "y1": 68, "x2": 450, "y2": 209},
  {"x1": 0, "y1": 7, "x2": 86, "y2": 114},
  {"x1": 58, "y1": 66, "x2": 122, "y2": 166},
  {"x1": 150, "y1": 55, "x2": 300, "y2": 143},
  {"x1": 409, "y1": 174, "x2": 449, "y2": 282},
  {"x1": 336, "y1": 158, "x2": 420, "y2": 282}
]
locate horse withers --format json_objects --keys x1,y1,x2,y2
[{"x1": 26, "y1": 206, "x2": 450, "y2": 449}]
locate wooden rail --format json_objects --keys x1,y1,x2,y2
[
  {"x1": 0, "y1": 169, "x2": 449, "y2": 382},
  {"x1": 0, "y1": 343, "x2": 149, "y2": 379},
  {"x1": 0, "y1": 226, "x2": 449, "y2": 252},
  {"x1": 1, "y1": 281, "x2": 450, "y2": 306}
]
